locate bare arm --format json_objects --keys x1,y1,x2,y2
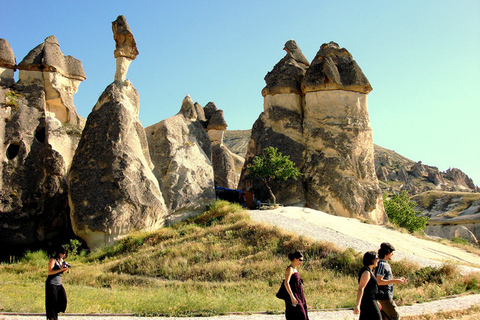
[
  {"x1": 47, "y1": 258, "x2": 68, "y2": 275},
  {"x1": 284, "y1": 267, "x2": 298, "y2": 305},
  {"x1": 354, "y1": 270, "x2": 370, "y2": 315},
  {"x1": 376, "y1": 274, "x2": 406, "y2": 286}
]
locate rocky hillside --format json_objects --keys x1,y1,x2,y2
[{"x1": 225, "y1": 129, "x2": 479, "y2": 195}]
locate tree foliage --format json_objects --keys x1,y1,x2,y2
[
  {"x1": 383, "y1": 191, "x2": 429, "y2": 233},
  {"x1": 247, "y1": 146, "x2": 301, "y2": 204}
]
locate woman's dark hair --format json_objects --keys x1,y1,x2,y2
[
  {"x1": 378, "y1": 242, "x2": 395, "y2": 259},
  {"x1": 288, "y1": 251, "x2": 304, "y2": 261},
  {"x1": 52, "y1": 245, "x2": 68, "y2": 259},
  {"x1": 362, "y1": 251, "x2": 377, "y2": 267}
]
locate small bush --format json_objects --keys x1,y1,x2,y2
[{"x1": 384, "y1": 191, "x2": 429, "y2": 233}]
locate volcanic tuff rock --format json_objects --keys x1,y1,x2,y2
[
  {"x1": 112, "y1": 15, "x2": 139, "y2": 82},
  {"x1": 262, "y1": 39, "x2": 309, "y2": 96},
  {"x1": 16, "y1": 35, "x2": 86, "y2": 125},
  {"x1": 145, "y1": 95, "x2": 215, "y2": 223},
  {"x1": 413, "y1": 192, "x2": 480, "y2": 242},
  {"x1": 68, "y1": 19, "x2": 165, "y2": 250},
  {"x1": 0, "y1": 38, "x2": 85, "y2": 252},
  {"x1": 239, "y1": 40, "x2": 308, "y2": 206},
  {"x1": 240, "y1": 40, "x2": 385, "y2": 223},
  {"x1": 0, "y1": 39, "x2": 15, "y2": 85},
  {"x1": 69, "y1": 81, "x2": 167, "y2": 249},
  {"x1": 205, "y1": 107, "x2": 241, "y2": 189}
]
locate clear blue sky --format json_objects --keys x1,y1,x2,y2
[{"x1": 2, "y1": 0, "x2": 480, "y2": 186}]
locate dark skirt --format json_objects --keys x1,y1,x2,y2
[{"x1": 45, "y1": 283, "x2": 67, "y2": 320}]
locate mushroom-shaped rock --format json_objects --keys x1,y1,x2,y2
[
  {"x1": 17, "y1": 35, "x2": 86, "y2": 80},
  {"x1": 302, "y1": 41, "x2": 372, "y2": 94},
  {"x1": 16, "y1": 35, "x2": 85, "y2": 125},
  {"x1": 112, "y1": 15, "x2": 139, "y2": 82},
  {"x1": 207, "y1": 110, "x2": 227, "y2": 132},
  {"x1": 262, "y1": 39, "x2": 310, "y2": 96}
]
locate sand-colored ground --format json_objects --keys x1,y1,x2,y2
[{"x1": 249, "y1": 206, "x2": 480, "y2": 270}]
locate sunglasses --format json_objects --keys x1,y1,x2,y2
[{"x1": 299, "y1": 258, "x2": 305, "y2": 261}]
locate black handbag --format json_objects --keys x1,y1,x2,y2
[{"x1": 276, "y1": 280, "x2": 289, "y2": 300}]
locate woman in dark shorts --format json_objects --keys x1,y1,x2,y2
[
  {"x1": 284, "y1": 251, "x2": 309, "y2": 320},
  {"x1": 45, "y1": 245, "x2": 70, "y2": 320}
]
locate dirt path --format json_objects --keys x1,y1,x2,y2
[
  {"x1": 249, "y1": 206, "x2": 480, "y2": 270},
  {"x1": 2, "y1": 293, "x2": 480, "y2": 319}
]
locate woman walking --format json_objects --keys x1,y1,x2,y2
[
  {"x1": 284, "y1": 251, "x2": 309, "y2": 320},
  {"x1": 45, "y1": 245, "x2": 69, "y2": 320},
  {"x1": 354, "y1": 251, "x2": 382, "y2": 320}
]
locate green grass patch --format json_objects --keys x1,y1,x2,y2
[{"x1": 1, "y1": 200, "x2": 479, "y2": 316}]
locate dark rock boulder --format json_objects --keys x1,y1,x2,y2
[{"x1": 69, "y1": 81, "x2": 167, "y2": 249}]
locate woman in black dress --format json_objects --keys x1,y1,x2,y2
[
  {"x1": 45, "y1": 245, "x2": 69, "y2": 320},
  {"x1": 354, "y1": 251, "x2": 382, "y2": 320},
  {"x1": 284, "y1": 251, "x2": 309, "y2": 320}
]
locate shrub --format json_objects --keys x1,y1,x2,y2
[{"x1": 383, "y1": 191, "x2": 429, "y2": 233}]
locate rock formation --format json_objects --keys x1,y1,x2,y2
[
  {"x1": 301, "y1": 42, "x2": 384, "y2": 223},
  {"x1": 374, "y1": 145, "x2": 478, "y2": 194},
  {"x1": 239, "y1": 40, "x2": 309, "y2": 205},
  {"x1": 0, "y1": 38, "x2": 16, "y2": 86},
  {"x1": 413, "y1": 192, "x2": 480, "y2": 242},
  {"x1": 145, "y1": 95, "x2": 215, "y2": 223},
  {"x1": 112, "y1": 15, "x2": 139, "y2": 82},
  {"x1": 68, "y1": 17, "x2": 167, "y2": 249},
  {"x1": 16, "y1": 35, "x2": 86, "y2": 126},
  {"x1": 0, "y1": 37, "x2": 85, "y2": 253},
  {"x1": 204, "y1": 103, "x2": 242, "y2": 189},
  {"x1": 240, "y1": 40, "x2": 385, "y2": 223}
]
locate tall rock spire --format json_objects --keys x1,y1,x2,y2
[{"x1": 69, "y1": 16, "x2": 167, "y2": 249}]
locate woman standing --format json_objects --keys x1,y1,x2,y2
[
  {"x1": 45, "y1": 245, "x2": 69, "y2": 320},
  {"x1": 284, "y1": 251, "x2": 309, "y2": 320},
  {"x1": 354, "y1": 251, "x2": 381, "y2": 320}
]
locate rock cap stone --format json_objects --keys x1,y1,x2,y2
[
  {"x1": 16, "y1": 35, "x2": 86, "y2": 81},
  {"x1": 302, "y1": 41, "x2": 372, "y2": 94},
  {"x1": 207, "y1": 109, "x2": 227, "y2": 131},
  {"x1": 262, "y1": 39, "x2": 310, "y2": 96},
  {"x1": 112, "y1": 15, "x2": 139, "y2": 60},
  {"x1": 0, "y1": 38, "x2": 16, "y2": 69},
  {"x1": 204, "y1": 102, "x2": 218, "y2": 121}
]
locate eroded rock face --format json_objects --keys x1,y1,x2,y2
[
  {"x1": 145, "y1": 95, "x2": 215, "y2": 222},
  {"x1": 16, "y1": 35, "x2": 86, "y2": 125},
  {"x1": 240, "y1": 40, "x2": 385, "y2": 224},
  {"x1": 0, "y1": 38, "x2": 84, "y2": 253},
  {"x1": 206, "y1": 108, "x2": 239, "y2": 189},
  {"x1": 239, "y1": 40, "x2": 308, "y2": 205},
  {"x1": 68, "y1": 81, "x2": 167, "y2": 249},
  {"x1": 301, "y1": 42, "x2": 384, "y2": 223}
]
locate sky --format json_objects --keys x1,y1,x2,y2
[{"x1": 2, "y1": 0, "x2": 479, "y2": 186}]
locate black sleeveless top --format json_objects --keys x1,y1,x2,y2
[
  {"x1": 46, "y1": 259, "x2": 63, "y2": 286},
  {"x1": 358, "y1": 266, "x2": 378, "y2": 301}
]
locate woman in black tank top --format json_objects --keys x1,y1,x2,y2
[
  {"x1": 354, "y1": 251, "x2": 381, "y2": 320},
  {"x1": 45, "y1": 245, "x2": 69, "y2": 320}
]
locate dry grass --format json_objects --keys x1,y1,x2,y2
[{"x1": 1, "y1": 200, "x2": 479, "y2": 316}]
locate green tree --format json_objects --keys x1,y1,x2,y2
[
  {"x1": 247, "y1": 146, "x2": 301, "y2": 205},
  {"x1": 383, "y1": 191, "x2": 429, "y2": 233}
]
